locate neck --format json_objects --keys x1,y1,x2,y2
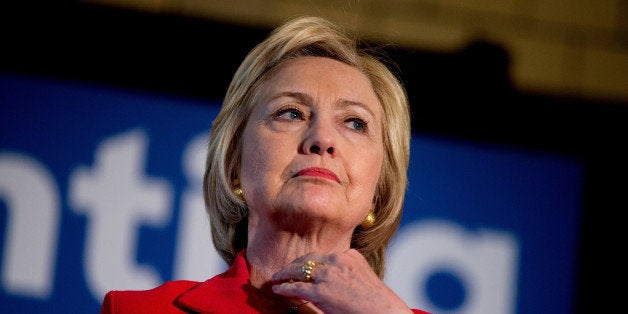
[{"x1": 246, "y1": 223, "x2": 352, "y2": 289}]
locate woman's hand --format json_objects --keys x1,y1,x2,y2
[{"x1": 270, "y1": 249, "x2": 413, "y2": 314}]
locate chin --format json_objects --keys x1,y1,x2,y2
[
  {"x1": 270, "y1": 181, "x2": 344, "y2": 215},
  {"x1": 296, "y1": 183, "x2": 339, "y2": 205}
]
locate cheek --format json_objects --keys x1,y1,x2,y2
[
  {"x1": 240, "y1": 149, "x2": 264, "y2": 184},
  {"x1": 348, "y1": 148, "x2": 384, "y2": 198},
  {"x1": 366, "y1": 145, "x2": 384, "y2": 182},
  {"x1": 239, "y1": 128, "x2": 292, "y2": 190},
  {"x1": 240, "y1": 133, "x2": 270, "y2": 185}
]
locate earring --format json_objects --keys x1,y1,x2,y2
[
  {"x1": 233, "y1": 186, "x2": 244, "y2": 200},
  {"x1": 361, "y1": 210, "x2": 376, "y2": 228}
]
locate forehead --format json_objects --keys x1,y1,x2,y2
[{"x1": 257, "y1": 56, "x2": 381, "y2": 112}]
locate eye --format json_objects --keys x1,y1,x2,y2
[
  {"x1": 346, "y1": 117, "x2": 368, "y2": 132},
  {"x1": 275, "y1": 107, "x2": 304, "y2": 121}
]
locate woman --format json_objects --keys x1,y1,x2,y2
[{"x1": 101, "y1": 16, "x2": 428, "y2": 314}]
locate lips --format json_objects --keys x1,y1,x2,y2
[{"x1": 294, "y1": 167, "x2": 340, "y2": 182}]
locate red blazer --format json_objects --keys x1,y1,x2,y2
[{"x1": 100, "y1": 251, "x2": 429, "y2": 313}]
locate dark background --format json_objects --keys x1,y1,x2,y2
[{"x1": 2, "y1": 1, "x2": 626, "y2": 312}]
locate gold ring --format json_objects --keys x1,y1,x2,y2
[{"x1": 301, "y1": 260, "x2": 316, "y2": 282}]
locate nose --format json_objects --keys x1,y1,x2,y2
[
  {"x1": 302, "y1": 117, "x2": 336, "y2": 156},
  {"x1": 309, "y1": 144, "x2": 334, "y2": 155}
]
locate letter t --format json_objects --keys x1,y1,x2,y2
[{"x1": 69, "y1": 129, "x2": 172, "y2": 301}]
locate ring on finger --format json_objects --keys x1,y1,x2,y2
[{"x1": 301, "y1": 260, "x2": 317, "y2": 282}]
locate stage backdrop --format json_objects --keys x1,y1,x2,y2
[{"x1": 1, "y1": 73, "x2": 582, "y2": 313}]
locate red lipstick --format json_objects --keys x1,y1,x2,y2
[{"x1": 294, "y1": 167, "x2": 339, "y2": 182}]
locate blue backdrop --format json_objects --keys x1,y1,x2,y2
[{"x1": 0, "y1": 73, "x2": 582, "y2": 313}]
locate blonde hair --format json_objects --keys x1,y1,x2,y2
[{"x1": 203, "y1": 16, "x2": 410, "y2": 278}]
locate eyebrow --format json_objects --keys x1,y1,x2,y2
[
  {"x1": 270, "y1": 91, "x2": 378, "y2": 118},
  {"x1": 270, "y1": 92, "x2": 313, "y2": 105}
]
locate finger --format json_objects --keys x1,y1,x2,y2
[
  {"x1": 272, "y1": 260, "x2": 321, "y2": 283},
  {"x1": 272, "y1": 281, "x2": 314, "y2": 300},
  {"x1": 270, "y1": 263, "x2": 299, "y2": 282}
]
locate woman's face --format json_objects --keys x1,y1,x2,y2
[{"x1": 240, "y1": 56, "x2": 384, "y2": 234}]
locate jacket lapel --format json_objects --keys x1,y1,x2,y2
[{"x1": 174, "y1": 251, "x2": 264, "y2": 313}]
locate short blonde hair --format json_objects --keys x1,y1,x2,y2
[{"x1": 203, "y1": 16, "x2": 410, "y2": 278}]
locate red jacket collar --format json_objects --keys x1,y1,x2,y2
[{"x1": 174, "y1": 250, "x2": 266, "y2": 313}]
